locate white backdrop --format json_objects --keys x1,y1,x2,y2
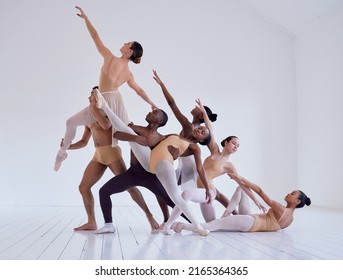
[{"x1": 0, "y1": 0, "x2": 341, "y2": 209}]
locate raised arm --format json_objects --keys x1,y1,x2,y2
[
  {"x1": 152, "y1": 70, "x2": 192, "y2": 132},
  {"x1": 195, "y1": 98, "x2": 220, "y2": 154},
  {"x1": 75, "y1": 6, "x2": 112, "y2": 59}
]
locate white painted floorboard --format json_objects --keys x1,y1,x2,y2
[{"x1": 0, "y1": 205, "x2": 342, "y2": 260}]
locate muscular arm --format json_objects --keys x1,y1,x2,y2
[
  {"x1": 67, "y1": 126, "x2": 92, "y2": 150},
  {"x1": 113, "y1": 131, "x2": 147, "y2": 146},
  {"x1": 153, "y1": 70, "x2": 192, "y2": 132}
]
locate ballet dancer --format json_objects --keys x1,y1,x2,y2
[
  {"x1": 54, "y1": 6, "x2": 157, "y2": 171},
  {"x1": 65, "y1": 88, "x2": 160, "y2": 230},
  {"x1": 94, "y1": 89, "x2": 212, "y2": 236},
  {"x1": 172, "y1": 173, "x2": 311, "y2": 233},
  {"x1": 152, "y1": 70, "x2": 232, "y2": 208},
  {"x1": 95, "y1": 109, "x2": 190, "y2": 234}
]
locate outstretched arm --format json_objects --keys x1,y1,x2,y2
[
  {"x1": 228, "y1": 173, "x2": 282, "y2": 212},
  {"x1": 127, "y1": 74, "x2": 158, "y2": 109},
  {"x1": 75, "y1": 6, "x2": 112, "y2": 59},
  {"x1": 153, "y1": 70, "x2": 192, "y2": 132},
  {"x1": 113, "y1": 131, "x2": 148, "y2": 146}
]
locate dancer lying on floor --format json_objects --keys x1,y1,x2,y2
[{"x1": 172, "y1": 172, "x2": 311, "y2": 233}]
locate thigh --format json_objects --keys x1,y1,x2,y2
[
  {"x1": 79, "y1": 161, "x2": 107, "y2": 190},
  {"x1": 108, "y1": 158, "x2": 127, "y2": 175},
  {"x1": 68, "y1": 106, "x2": 95, "y2": 126}
]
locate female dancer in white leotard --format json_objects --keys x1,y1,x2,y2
[
  {"x1": 54, "y1": 6, "x2": 157, "y2": 171},
  {"x1": 95, "y1": 89, "x2": 212, "y2": 236},
  {"x1": 172, "y1": 173, "x2": 311, "y2": 233}
]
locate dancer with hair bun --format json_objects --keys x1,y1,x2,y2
[
  {"x1": 54, "y1": 6, "x2": 157, "y2": 171},
  {"x1": 172, "y1": 173, "x2": 311, "y2": 233}
]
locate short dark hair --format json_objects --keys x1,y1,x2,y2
[
  {"x1": 159, "y1": 109, "x2": 168, "y2": 127},
  {"x1": 92, "y1": 86, "x2": 99, "y2": 90}
]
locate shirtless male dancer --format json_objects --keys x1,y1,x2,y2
[
  {"x1": 96, "y1": 108, "x2": 190, "y2": 234},
  {"x1": 64, "y1": 88, "x2": 162, "y2": 231},
  {"x1": 54, "y1": 6, "x2": 157, "y2": 171}
]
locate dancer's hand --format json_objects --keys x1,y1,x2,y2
[
  {"x1": 195, "y1": 98, "x2": 205, "y2": 111},
  {"x1": 167, "y1": 145, "x2": 181, "y2": 160},
  {"x1": 205, "y1": 188, "x2": 212, "y2": 203},
  {"x1": 255, "y1": 201, "x2": 267, "y2": 213},
  {"x1": 151, "y1": 104, "x2": 159, "y2": 110},
  {"x1": 60, "y1": 138, "x2": 64, "y2": 148},
  {"x1": 75, "y1": 6, "x2": 87, "y2": 19},
  {"x1": 152, "y1": 70, "x2": 163, "y2": 85}
]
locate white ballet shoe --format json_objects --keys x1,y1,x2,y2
[
  {"x1": 94, "y1": 223, "x2": 116, "y2": 234},
  {"x1": 197, "y1": 226, "x2": 209, "y2": 237},
  {"x1": 54, "y1": 150, "x2": 68, "y2": 171}
]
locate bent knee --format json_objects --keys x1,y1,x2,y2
[{"x1": 181, "y1": 190, "x2": 192, "y2": 201}]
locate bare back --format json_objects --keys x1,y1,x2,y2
[{"x1": 99, "y1": 55, "x2": 131, "y2": 92}]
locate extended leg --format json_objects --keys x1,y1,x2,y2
[
  {"x1": 54, "y1": 106, "x2": 95, "y2": 171},
  {"x1": 155, "y1": 160, "x2": 209, "y2": 236}
]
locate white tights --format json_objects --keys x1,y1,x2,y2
[
  {"x1": 60, "y1": 91, "x2": 128, "y2": 152},
  {"x1": 179, "y1": 187, "x2": 255, "y2": 232},
  {"x1": 164, "y1": 188, "x2": 217, "y2": 231},
  {"x1": 100, "y1": 101, "x2": 151, "y2": 172},
  {"x1": 155, "y1": 161, "x2": 206, "y2": 233},
  {"x1": 61, "y1": 106, "x2": 97, "y2": 152}
]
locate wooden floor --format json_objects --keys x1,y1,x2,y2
[{"x1": 0, "y1": 205, "x2": 342, "y2": 260}]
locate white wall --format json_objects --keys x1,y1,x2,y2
[
  {"x1": 1, "y1": 0, "x2": 297, "y2": 208},
  {"x1": 295, "y1": 3, "x2": 343, "y2": 209}
]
